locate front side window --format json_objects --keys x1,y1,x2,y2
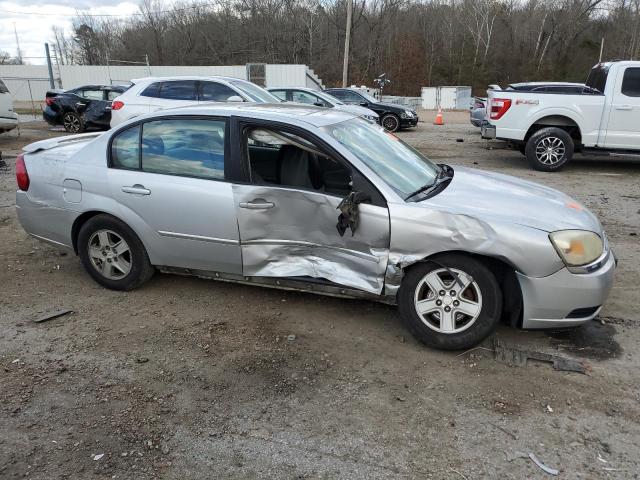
[
  {"x1": 245, "y1": 127, "x2": 352, "y2": 197},
  {"x1": 322, "y1": 118, "x2": 439, "y2": 199},
  {"x1": 199, "y1": 81, "x2": 238, "y2": 102},
  {"x1": 158, "y1": 81, "x2": 197, "y2": 101},
  {"x1": 338, "y1": 90, "x2": 367, "y2": 104},
  {"x1": 621, "y1": 68, "x2": 640, "y2": 97},
  {"x1": 141, "y1": 119, "x2": 225, "y2": 180},
  {"x1": 111, "y1": 125, "x2": 140, "y2": 169},
  {"x1": 269, "y1": 90, "x2": 288, "y2": 101}
]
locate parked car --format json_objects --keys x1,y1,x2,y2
[
  {"x1": 0, "y1": 78, "x2": 19, "y2": 133},
  {"x1": 110, "y1": 76, "x2": 282, "y2": 127},
  {"x1": 324, "y1": 87, "x2": 417, "y2": 132},
  {"x1": 268, "y1": 86, "x2": 379, "y2": 122},
  {"x1": 15, "y1": 103, "x2": 615, "y2": 350},
  {"x1": 483, "y1": 61, "x2": 640, "y2": 170},
  {"x1": 470, "y1": 96, "x2": 487, "y2": 127},
  {"x1": 43, "y1": 85, "x2": 129, "y2": 133}
]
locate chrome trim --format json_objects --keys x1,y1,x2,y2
[
  {"x1": 158, "y1": 231, "x2": 239, "y2": 245},
  {"x1": 28, "y1": 233, "x2": 73, "y2": 250},
  {"x1": 241, "y1": 239, "x2": 381, "y2": 263},
  {"x1": 567, "y1": 248, "x2": 612, "y2": 274}
]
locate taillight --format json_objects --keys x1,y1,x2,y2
[
  {"x1": 474, "y1": 100, "x2": 485, "y2": 109},
  {"x1": 45, "y1": 97, "x2": 54, "y2": 106},
  {"x1": 16, "y1": 154, "x2": 30, "y2": 191},
  {"x1": 490, "y1": 98, "x2": 512, "y2": 120},
  {"x1": 111, "y1": 100, "x2": 124, "y2": 110}
]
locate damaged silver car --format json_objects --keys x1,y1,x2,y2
[{"x1": 15, "y1": 103, "x2": 616, "y2": 350}]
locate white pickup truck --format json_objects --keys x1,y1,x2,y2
[{"x1": 482, "y1": 61, "x2": 640, "y2": 171}]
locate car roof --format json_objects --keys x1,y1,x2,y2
[
  {"x1": 125, "y1": 102, "x2": 358, "y2": 127},
  {"x1": 131, "y1": 75, "x2": 246, "y2": 84},
  {"x1": 268, "y1": 86, "x2": 317, "y2": 92}
]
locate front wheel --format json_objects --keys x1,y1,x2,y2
[
  {"x1": 381, "y1": 113, "x2": 400, "y2": 132},
  {"x1": 398, "y1": 254, "x2": 502, "y2": 350},
  {"x1": 525, "y1": 127, "x2": 574, "y2": 171},
  {"x1": 78, "y1": 214, "x2": 154, "y2": 290}
]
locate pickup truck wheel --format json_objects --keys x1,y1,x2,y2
[
  {"x1": 78, "y1": 214, "x2": 154, "y2": 291},
  {"x1": 381, "y1": 114, "x2": 400, "y2": 132},
  {"x1": 525, "y1": 127, "x2": 574, "y2": 171},
  {"x1": 397, "y1": 254, "x2": 502, "y2": 350},
  {"x1": 62, "y1": 112, "x2": 85, "y2": 133}
]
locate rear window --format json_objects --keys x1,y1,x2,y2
[
  {"x1": 0, "y1": 79, "x2": 8, "y2": 94},
  {"x1": 621, "y1": 68, "x2": 640, "y2": 97},
  {"x1": 586, "y1": 65, "x2": 610, "y2": 93}
]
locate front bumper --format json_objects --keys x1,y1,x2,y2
[
  {"x1": 400, "y1": 116, "x2": 418, "y2": 128},
  {"x1": 0, "y1": 113, "x2": 18, "y2": 132},
  {"x1": 517, "y1": 250, "x2": 616, "y2": 329}
]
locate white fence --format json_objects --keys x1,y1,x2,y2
[
  {"x1": 380, "y1": 95, "x2": 422, "y2": 110},
  {"x1": 421, "y1": 86, "x2": 472, "y2": 109},
  {"x1": 0, "y1": 64, "x2": 324, "y2": 102}
]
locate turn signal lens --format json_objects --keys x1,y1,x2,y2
[{"x1": 549, "y1": 230, "x2": 603, "y2": 266}]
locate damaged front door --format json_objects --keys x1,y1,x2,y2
[{"x1": 232, "y1": 125, "x2": 390, "y2": 294}]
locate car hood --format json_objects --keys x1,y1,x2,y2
[
  {"x1": 421, "y1": 166, "x2": 602, "y2": 233},
  {"x1": 336, "y1": 104, "x2": 379, "y2": 118},
  {"x1": 373, "y1": 102, "x2": 411, "y2": 112}
]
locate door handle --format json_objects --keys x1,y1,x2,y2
[
  {"x1": 122, "y1": 184, "x2": 151, "y2": 195},
  {"x1": 76, "y1": 102, "x2": 87, "y2": 107},
  {"x1": 615, "y1": 105, "x2": 632, "y2": 111},
  {"x1": 239, "y1": 199, "x2": 275, "y2": 210}
]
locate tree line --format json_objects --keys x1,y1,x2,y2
[{"x1": 50, "y1": 0, "x2": 640, "y2": 95}]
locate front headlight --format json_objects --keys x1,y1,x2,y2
[
  {"x1": 361, "y1": 114, "x2": 377, "y2": 122},
  {"x1": 549, "y1": 230, "x2": 604, "y2": 266},
  {"x1": 401, "y1": 109, "x2": 414, "y2": 118}
]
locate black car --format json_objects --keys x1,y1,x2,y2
[
  {"x1": 324, "y1": 88, "x2": 418, "y2": 132},
  {"x1": 43, "y1": 85, "x2": 129, "y2": 133}
]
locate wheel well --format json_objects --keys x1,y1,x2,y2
[
  {"x1": 406, "y1": 251, "x2": 523, "y2": 327},
  {"x1": 524, "y1": 116, "x2": 582, "y2": 146},
  {"x1": 71, "y1": 211, "x2": 107, "y2": 254}
]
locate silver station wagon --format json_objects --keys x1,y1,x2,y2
[{"x1": 15, "y1": 103, "x2": 616, "y2": 350}]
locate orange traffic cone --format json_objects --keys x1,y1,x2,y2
[{"x1": 434, "y1": 108, "x2": 444, "y2": 125}]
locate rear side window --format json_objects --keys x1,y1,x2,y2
[
  {"x1": 79, "y1": 89, "x2": 104, "y2": 100},
  {"x1": 158, "y1": 81, "x2": 197, "y2": 101},
  {"x1": 0, "y1": 79, "x2": 8, "y2": 94},
  {"x1": 270, "y1": 90, "x2": 288, "y2": 101},
  {"x1": 199, "y1": 81, "x2": 237, "y2": 102},
  {"x1": 140, "y1": 83, "x2": 161, "y2": 97},
  {"x1": 141, "y1": 119, "x2": 225, "y2": 180},
  {"x1": 107, "y1": 90, "x2": 122, "y2": 101},
  {"x1": 586, "y1": 65, "x2": 610, "y2": 93},
  {"x1": 111, "y1": 125, "x2": 140, "y2": 169},
  {"x1": 621, "y1": 68, "x2": 640, "y2": 97}
]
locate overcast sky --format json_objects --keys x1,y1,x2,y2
[{"x1": 1, "y1": 0, "x2": 143, "y2": 65}]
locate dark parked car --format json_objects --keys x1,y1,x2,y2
[
  {"x1": 43, "y1": 85, "x2": 129, "y2": 133},
  {"x1": 324, "y1": 88, "x2": 418, "y2": 132}
]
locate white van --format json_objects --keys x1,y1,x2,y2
[{"x1": 0, "y1": 79, "x2": 19, "y2": 133}]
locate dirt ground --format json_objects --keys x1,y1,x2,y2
[{"x1": 1, "y1": 112, "x2": 639, "y2": 479}]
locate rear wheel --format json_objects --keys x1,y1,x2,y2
[
  {"x1": 525, "y1": 127, "x2": 573, "y2": 171},
  {"x1": 62, "y1": 112, "x2": 84, "y2": 133},
  {"x1": 398, "y1": 254, "x2": 502, "y2": 350},
  {"x1": 78, "y1": 214, "x2": 154, "y2": 290}
]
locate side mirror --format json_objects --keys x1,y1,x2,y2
[
  {"x1": 313, "y1": 101, "x2": 325, "y2": 107},
  {"x1": 360, "y1": 102, "x2": 369, "y2": 107},
  {"x1": 227, "y1": 95, "x2": 244, "y2": 103}
]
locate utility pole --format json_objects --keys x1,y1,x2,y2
[
  {"x1": 45, "y1": 43, "x2": 55, "y2": 89},
  {"x1": 13, "y1": 22, "x2": 23, "y2": 64},
  {"x1": 599, "y1": 37, "x2": 604, "y2": 63},
  {"x1": 341, "y1": 0, "x2": 353, "y2": 88}
]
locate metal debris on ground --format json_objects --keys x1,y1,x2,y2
[
  {"x1": 33, "y1": 309, "x2": 74, "y2": 323},
  {"x1": 529, "y1": 453, "x2": 559, "y2": 476},
  {"x1": 493, "y1": 338, "x2": 590, "y2": 374}
]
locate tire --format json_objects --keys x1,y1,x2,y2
[
  {"x1": 78, "y1": 214, "x2": 154, "y2": 291},
  {"x1": 381, "y1": 113, "x2": 400, "y2": 132},
  {"x1": 62, "y1": 112, "x2": 84, "y2": 133},
  {"x1": 525, "y1": 127, "x2": 574, "y2": 171},
  {"x1": 397, "y1": 254, "x2": 502, "y2": 350}
]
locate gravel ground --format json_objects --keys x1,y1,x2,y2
[{"x1": 1, "y1": 115, "x2": 639, "y2": 479}]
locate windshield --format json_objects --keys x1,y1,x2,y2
[
  {"x1": 230, "y1": 80, "x2": 282, "y2": 103},
  {"x1": 315, "y1": 90, "x2": 344, "y2": 105},
  {"x1": 322, "y1": 118, "x2": 440, "y2": 198}
]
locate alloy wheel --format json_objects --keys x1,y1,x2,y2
[
  {"x1": 88, "y1": 229, "x2": 132, "y2": 280},
  {"x1": 382, "y1": 115, "x2": 399, "y2": 132},
  {"x1": 535, "y1": 136, "x2": 566, "y2": 165},
  {"x1": 63, "y1": 114, "x2": 81, "y2": 133},
  {"x1": 413, "y1": 268, "x2": 483, "y2": 334}
]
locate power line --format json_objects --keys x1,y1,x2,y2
[{"x1": 1, "y1": 2, "x2": 215, "y2": 18}]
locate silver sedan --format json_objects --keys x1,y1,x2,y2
[{"x1": 15, "y1": 103, "x2": 616, "y2": 350}]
